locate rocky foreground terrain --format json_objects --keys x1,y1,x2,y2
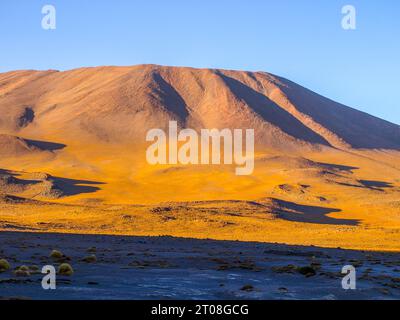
[{"x1": 1, "y1": 232, "x2": 400, "y2": 300}]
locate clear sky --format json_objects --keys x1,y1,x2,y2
[{"x1": 0, "y1": 0, "x2": 399, "y2": 124}]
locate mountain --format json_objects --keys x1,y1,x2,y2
[
  {"x1": 0, "y1": 134, "x2": 65, "y2": 157},
  {"x1": 0, "y1": 65, "x2": 398, "y2": 150},
  {"x1": 0, "y1": 65, "x2": 399, "y2": 251}
]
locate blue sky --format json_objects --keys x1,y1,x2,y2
[{"x1": 0, "y1": 0, "x2": 399, "y2": 124}]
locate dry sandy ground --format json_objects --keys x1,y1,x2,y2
[
  {"x1": 1, "y1": 231, "x2": 400, "y2": 300},
  {"x1": 0, "y1": 146, "x2": 399, "y2": 252}
]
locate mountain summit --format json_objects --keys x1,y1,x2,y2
[{"x1": 0, "y1": 65, "x2": 398, "y2": 150}]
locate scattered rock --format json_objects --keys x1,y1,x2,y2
[
  {"x1": 50, "y1": 250, "x2": 63, "y2": 259},
  {"x1": 58, "y1": 263, "x2": 74, "y2": 276},
  {"x1": 297, "y1": 266, "x2": 317, "y2": 277},
  {"x1": 240, "y1": 285, "x2": 254, "y2": 292},
  {"x1": 81, "y1": 255, "x2": 97, "y2": 263},
  {"x1": 272, "y1": 264, "x2": 297, "y2": 273},
  {"x1": 0, "y1": 259, "x2": 10, "y2": 272},
  {"x1": 50, "y1": 249, "x2": 70, "y2": 262},
  {"x1": 272, "y1": 264, "x2": 317, "y2": 277},
  {"x1": 14, "y1": 266, "x2": 30, "y2": 277},
  {"x1": 128, "y1": 260, "x2": 171, "y2": 268}
]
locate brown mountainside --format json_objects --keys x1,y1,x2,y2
[{"x1": 0, "y1": 65, "x2": 398, "y2": 150}]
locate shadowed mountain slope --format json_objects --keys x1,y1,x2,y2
[
  {"x1": 0, "y1": 65, "x2": 398, "y2": 150},
  {"x1": 0, "y1": 134, "x2": 65, "y2": 156}
]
